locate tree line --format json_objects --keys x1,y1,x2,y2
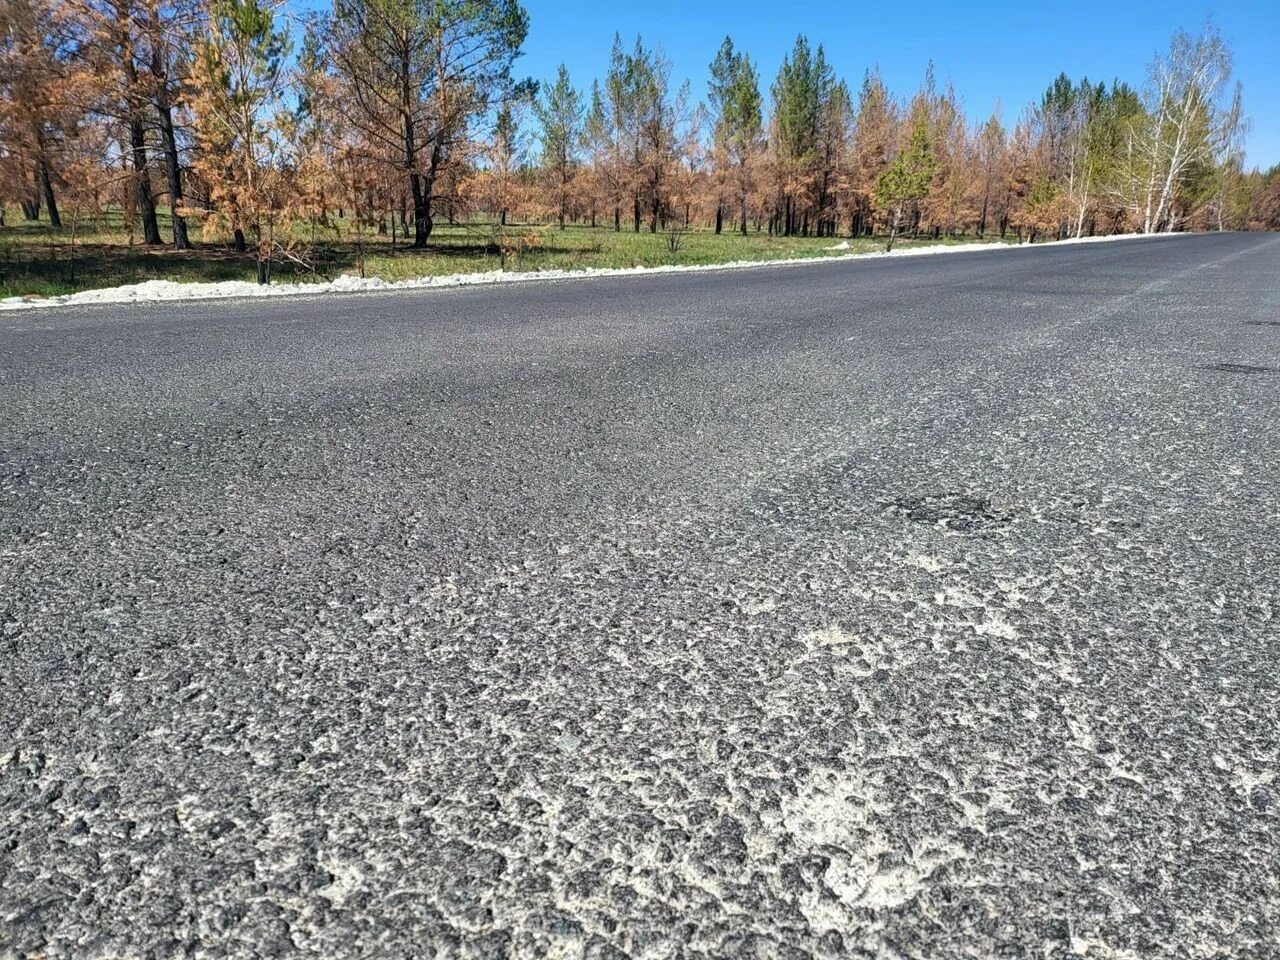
[{"x1": 2, "y1": 0, "x2": 1277, "y2": 279}]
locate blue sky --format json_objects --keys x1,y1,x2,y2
[{"x1": 512, "y1": 0, "x2": 1280, "y2": 169}]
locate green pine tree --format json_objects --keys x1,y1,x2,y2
[
  {"x1": 708, "y1": 37, "x2": 762, "y2": 234},
  {"x1": 534, "y1": 64, "x2": 583, "y2": 229},
  {"x1": 873, "y1": 118, "x2": 936, "y2": 250}
]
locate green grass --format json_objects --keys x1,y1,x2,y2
[{"x1": 0, "y1": 205, "x2": 1014, "y2": 299}]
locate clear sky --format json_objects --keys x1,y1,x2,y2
[{"x1": 511, "y1": 0, "x2": 1280, "y2": 169}]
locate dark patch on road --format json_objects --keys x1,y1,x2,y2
[
  {"x1": 888, "y1": 492, "x2": 1014, "y2": 532},
  {"x1": 1201, "y1": 362, "x2": 1276, "y2": 374},
  {"x1": 1242, "y1": 320, "x2": 1280, "y2": 327}
]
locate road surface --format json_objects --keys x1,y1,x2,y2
[{"x1": 2, "y1": 233, "x2": 1279, "y2": 959}]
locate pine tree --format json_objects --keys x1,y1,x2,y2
[
  {"x1": 873, "y1": 117, "x2": 935, "y2": 250},
  {"x1": 767, "y1": 36, "x2": 841, "y2": 236},
  {"x1": 73, "y1": 0, "x2": 169, "y2": 243},
  {"x1": 286, "y1": 22, "x2": 341, "y2": 243},
  {"x1": 534, "y1": 63, "x2": 582, "y2": 229},
  {"x1": 0, "y1": 0, "x2": 90, "y2": 228},
  {"x1": 190, "y1": 0, "x2": 290, "y2": 279},
  {"x1": 602, "y1": 35, "x2": 633, "y2": 232},
  {"x1": 769, "y1": 35, "x2": 819, "y2": 235},
  {"x1": 708, "y1": 37, "x2": 762, "y2": 234},
  {"x1": 974, "y1": 110, "x2": 1006, "y2": 236},
  {"x1": 326, "y1": 0, "x2": 529, "y2": 247},
  {"x1": 487, "y1": 99, "x2": 526, "y2": 225},
  {"x1": 815, "y1": 78, "x2": 851, "y2": 236},
  {"x1": 850, "y1": 69, "x2": 897, "y2": 236},
  {"x1": 139, "y1": 0, "x2": 203, "y2": 248},
  {"x1": 615, "y1": 36, "x2": 683, "y2": 233},
  {"x1": 581, "y1": 79, "x2": 611, "y2": 228}
]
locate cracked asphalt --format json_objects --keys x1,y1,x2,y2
[{"x1": 2, "y1": 233, "x2": 1279, "y2": 959}]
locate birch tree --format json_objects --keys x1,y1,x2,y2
[{"x1": 1137, "y1": 26, "x2": 1237, "y2": 233}]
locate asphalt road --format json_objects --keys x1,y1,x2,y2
[{"x1": 2, "y1": 233, "x2": 1279, "y2": 960}]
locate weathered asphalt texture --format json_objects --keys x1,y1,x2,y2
[{"x1": 2, "y1": 234, "x2": 1279, "y2": 959}]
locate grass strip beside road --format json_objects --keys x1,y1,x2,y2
[{"x1": 0, "y1": 208, "x2": 1013, "y2": 299}]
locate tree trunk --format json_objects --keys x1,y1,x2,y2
[
  {"x1": 130, "y1": 120, "x2": 161, "y2": 244},
  {"x1": 714, "y1": 204, "x2": 722, "y2": 235},
  {"x1": 22, "y1": 167, "x2": 40, "y2": 220},
  {"x1": 150, "y1": 27, "x2": 191, "y2": 248},
  {"x1": 410, "y1": 172, "x2": 431, "y2": 248},
  {"x1": 155, "y1": 98, "x2": 190, "y2": 249},
  {"x1": 403, "y1": 105, "x2": 437, "y2": 247},
  {"x1": 559, "y1": 171, "x2": 568, "y2": 229},
  {"x1": 38, "y1": 159, "x2": 60, "y2": 228},
  {"x1": 233, "y1": 227, "x2": 246, "y2": 252}
]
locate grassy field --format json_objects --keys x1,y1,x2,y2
[{"x1": 0, "y1": 206, "x2": 1013, "y2": 298}]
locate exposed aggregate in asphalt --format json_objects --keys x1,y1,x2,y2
[{"x1": 2, "y1": 233, "x2": 1278, "y2": 959}]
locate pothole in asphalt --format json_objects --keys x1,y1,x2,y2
[
  {"x1": 888, "y1": 493, "x2": 1013, "y2": 533},
  {"x1": 1201, "y1": 362, "x2": 1276, "y2": 374}
]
